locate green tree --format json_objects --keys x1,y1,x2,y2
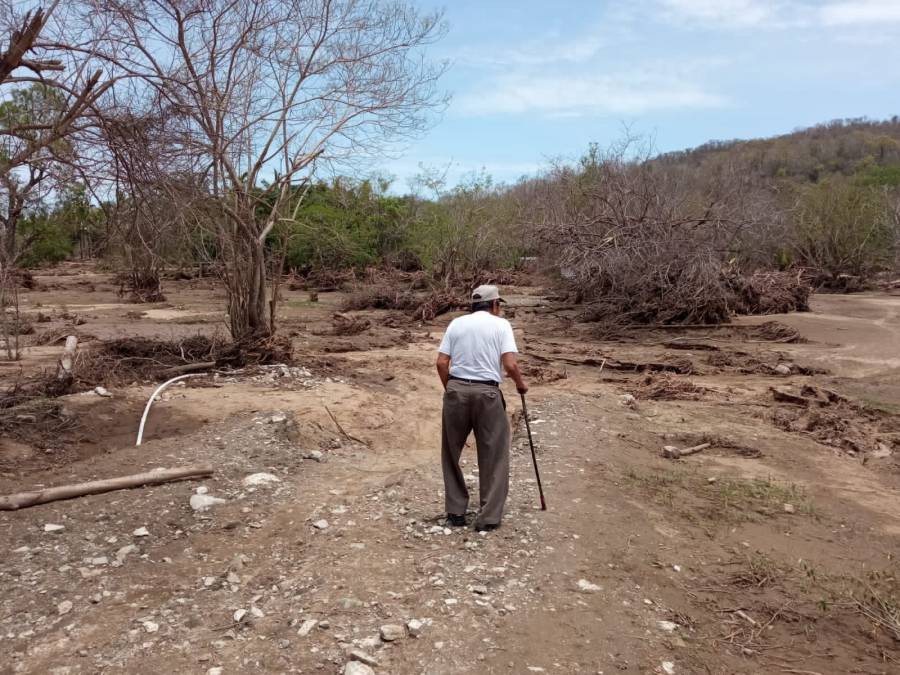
[{"x1": 791, "y1": 178, "x2": 897, "y2": 285}]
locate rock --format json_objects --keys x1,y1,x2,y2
[
  {"x1": 872, "y1": 443, "x2": 893, "y2": 459},
  {"x1": 207, "y1": 668, "x2": 223, "y2": 675},
  {"x1": 774, "y1": 364, "x2": 792, "y2": 376},
  {"x1": 196, "y1": 486, "x2": 209, "y2": 495},
  {"x1": 661, "y1": 661, "x2": 676, "y2": 675},
  {"x1": 44, "y1": 523, "x2": 65, "y2": 533},
  {"x1": 657, "y1": 620, "x2": 678, "y2": 632},
  {"x1": 619, "y1": 394, "x2": 637, "y2": 409},
  {"x1": 91, "y1": 557, "x2": 108, "y2": 566},
  {"x1": 406, "y1": 618, "x2": 426, "y2": 637},
  {"x1": 783, "y1": 503, "x2": 796, "y2": 514},
  {"x1": 358, "y1": 635, "x2": 381, "y2": 649},
  {"x1": 190, "y1": 494, "x2": 227, "y2": 512},
  {"x1": 269, "y1": 414, "x2": 287, "y2": 424},
  {"x1": 379, "y1": 624, "x2": 405, "y2": 641},
  {"x1": 57, "y1": 600, "x2": 73, "y2": 615},
  {"x1": 349, "y1": 650, "x2": 379, "y2": 667},
  {"x1": 312, "y1": 519, "x2": 329, "y2": 530},
  {"x1": 242, "y1": 472, "x2": 281, "y2": 487},
  {"x1": 340, "y1": 597, "x2": 363, "y2": 610},
  {"x1": 132, "y1": 527, "x2": 150, "y2": 537},
  {"x1": 116, "y1": 544, "x2": 138, "y2": 564},
  {"x1": 94, "y1": 386, "x2": 113, "y2": 397},
  {"x1": 471, "y1": 585, "x2": 488, "y2": 595},
  {"x1": 142, "y1": 620, "x2": 159, "y2": 634},
  {"x1": 343, "y1": 662, "x2": 374, "y2": 675},
  {"x1": 304, "y1": 450, "x2": 324, "y2": 462},
  {"x1": 233, "y1": 609, "x2": 247, "y2": 623},
  {"x1": 297, "y1": 619, "x2": 318, "y2": 636},
  {"x1": 577, "y1": 579, "x2": 602, "y2": 593},
  {"x1": 226, "y1": 571, "x2": 241, "y2": 585},
  {"x1": 250, "y1": 606, "x2": 264, "y2": 619}
]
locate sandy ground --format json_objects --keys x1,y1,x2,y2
[{"x1": 1, "y1": 267, "x2": 899, "y2": 674}]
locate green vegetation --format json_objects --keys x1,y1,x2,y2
[{"x1": 622, "y1": 466, "x2": 814, "y2": 523}]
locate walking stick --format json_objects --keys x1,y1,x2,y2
[{"x1": 520, "y1": 393, "x2": 547, "y2": 511}]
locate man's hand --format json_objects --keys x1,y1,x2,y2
[
  {"x1": 436, "y1": 353, "x2": 451, "y2": 390},
  {"x1": 501, "y1": 352, "x2": 528, "y2": 395}
]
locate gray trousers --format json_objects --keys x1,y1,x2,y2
[{"x1": 441, "y1": 380, "x2": 510, "y2": 526}]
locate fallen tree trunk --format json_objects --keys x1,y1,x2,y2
[
  {"x1": 158, "y1": 361, "x2": 216, "y2": 377},
  {"x1": 56, "y1": 335, "x2": 77, "y2": 381},
  {"x1": 662, "y1": 442, "x2": 711, "y2": 459},
  {"x1": 0, "y1": 464, "x2": 214, "y2": 511}
]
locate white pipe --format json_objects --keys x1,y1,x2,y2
[{"x1": 136, "y1": 374, "x2": 201, "y2": 446}]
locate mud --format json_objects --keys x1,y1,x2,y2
[{"x1": 1, "y1": 265, "x2": 899, "y2": 674}]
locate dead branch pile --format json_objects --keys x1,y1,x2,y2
[
  {"x1": 525, "y1": 140, "x2": 810, "y2": 326},
  {"x1": 0, "y1": 375, "x2": 74, "y2": 410},
  {"x1": 77, "y1": 334, "x2": 293, "y2": 383},
  {"x1": 747, "y1": 321, "x2": 804, "y2": 343},
  {"x1": 771, "y1": 385, "x2": 900, "y2": 457},
  {"x1": 33, "y1": 327, "x2": 96, "y2": 346},
  {"x1": 0, "y1": 399, "x2": 78, "y2": 447},
  {"x1": 725, "y1": 270, "x2": 811, "y2": 315},
  {"x1": 115, "y1": 271, "x2": 166, "y2": 303},
  {"x1": 343, "y1": 285, "x2": 465, "y2": 322},
  {"x1": 15, "y1": 270, "x2": 36, "y2": 289},
  {"x1": 411, "y1": 290, "x2": 466, "y2": 322},
  {"x1": 289, "y1": 269, "x2": 357, "y2": 292},
  {"x1": 628, "y1": 373, "x2": 707, "y2": 400},
  {"x1": 331, "y1": 313, "x2": 371, "y2": 336},
  {"x1": 343, "y1": 285, "x2": 420, "y2": 312},
  {"x1": 519, "y1": 361, "x2": 567, "y2": 384}
]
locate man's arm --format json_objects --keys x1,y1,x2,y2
[
  {"x1": 436, "y1": 353, "x2": 451, "y2": 390},
  {"x1": 501, "y1": 352, "x2": 528, "y2": 394}
]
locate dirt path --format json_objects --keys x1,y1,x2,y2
[{"x1": 2, "y1": 274, "x2": 900, "y2": 674}]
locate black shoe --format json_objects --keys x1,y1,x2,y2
[
  {"x1": 446, "y1": 514, "x2": 466, "y2": 527},
  {"x1": 474, "y1": 522, "x2": 499, "y2": 532}
]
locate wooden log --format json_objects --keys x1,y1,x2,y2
[
  {"x1": 56, "y1": 335, "x2": 77, "y2": 380},
  {"x1": 0, "y1": 464, "x2": 214, "y2": 511},
  {"x1": 662, "y1": 442, "x2": 711, "y2": 459},
  {"x1": 158, "y1": 361, "x2": 216, "y2": 378}
]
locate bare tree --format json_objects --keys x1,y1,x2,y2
[
  {"x1": 97, "y1": 0, "x2": 447, "y2": 340},
  {"x1": 524, "y1": 138, "x2": 777, "y2": 325},
  {"x1": 0, "y1": 1, "x2": 113, "y2": 269}
]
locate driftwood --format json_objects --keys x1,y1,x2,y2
[
  {"x1": 662, "y1": 442, "x2": 711, "y2": 459},
  {"x1": 0, "y1": 465, "x2": 214, "y2": 511},
  {"x1": 158, "y1": 361, "x2": 216, "y2": 377},
  {"x1": 528, "y1": 351, "x2": 692, "y2": 374},
  {"x1": 662, "y1": 340, "x2": 720, "y2": 351},
  {"x1": 56, "y1": 335, "x2": 77, "y2": 380}
]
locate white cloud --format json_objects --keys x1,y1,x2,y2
[
  {"x1": 658, "y1": 0, "x2": 787, "y2": 27},
  {"x1": 449, "y1": 30, "x2": 607, "y2": 68},
  {"x1": 456, "y1": 70, "x2": 728, "y2": 117},
  {"x1": 820, "y1": 1, "x2": 900, "y2": 25},
  {"x1": 658, "y1": 0, "x2": 900, "y2": 28}
]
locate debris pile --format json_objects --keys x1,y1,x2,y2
[{"x1": 629, "y1": 373, "x2": 707, "y2": 401}]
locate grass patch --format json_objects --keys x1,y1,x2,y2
[
  {"x1": 712, "y1": 477, "x2": 815, "y2": 518},
  {"x1": 622, "y1": 466, "x2": 815, "y2": 523}
]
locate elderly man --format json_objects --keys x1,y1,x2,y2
[{"x1": 436, "y1": 285, "x2": 528, "y2": 532}]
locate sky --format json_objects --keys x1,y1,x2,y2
[{"x1": 382, "y1": 0, "x2": 900, "y2": 191}]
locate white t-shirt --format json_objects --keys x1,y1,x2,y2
[{"x1": 438, "y1": 311, "x2": 518, "y2": 383}]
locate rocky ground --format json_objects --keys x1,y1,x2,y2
[{"x1": 1, "y1": 267, "x2": 899, "y2": 674}]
